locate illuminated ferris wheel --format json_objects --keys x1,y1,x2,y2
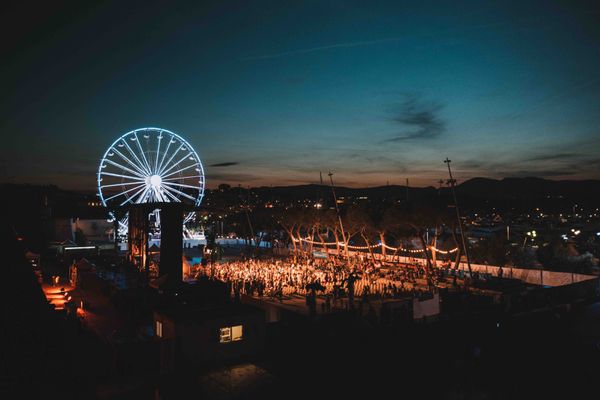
[{"x1": 97, "y1": 127, "x2": 205, "y2": 235}]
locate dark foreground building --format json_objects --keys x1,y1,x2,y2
[{"x1": 154, "y1": 301, "x2": 265, "y2": 371}]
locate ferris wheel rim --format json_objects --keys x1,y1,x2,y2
[{"x1": 97, "y1": 127, "x2": 205, "y2": 209}]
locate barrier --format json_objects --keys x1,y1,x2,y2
[{"x1": 320, "y1": 248, "x2": 597, "y2": 288}]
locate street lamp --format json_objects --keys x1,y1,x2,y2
[{"x1": 523, "y1": 230, "x2": 536, "y2": 249}]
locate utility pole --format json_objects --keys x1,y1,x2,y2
[
  {"x1": 244, "y1": 185, "x2": 256, "y2": 255},
  {"x1": 444, "y1": 158, "x2": 473, "y2": 278},
  {"x1": 328, "y1": 171, "x2": 349, "y2": 260},
  {"x1": 318, "y1": 171, "x2": 324, "y2": 205}
]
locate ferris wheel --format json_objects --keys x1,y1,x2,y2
[{"x1": 97, "y1": 127, "x2": 205, "y2": 235}]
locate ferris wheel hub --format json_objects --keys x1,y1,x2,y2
[{"x1": 148, "y1": 174, "x2": 162, "y2": 188}]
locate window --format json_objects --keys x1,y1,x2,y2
[
  {"x1": 232, "y1": 325, "x2": 243, "y2": 341},
  {"x1": 219, "y1": 327, "x2": 231, "y2": 343},
  {"x1": 156, "y1": 320, "x2": 163, "y2": 338},
  {"x1": 219, "y1": 325, "x2": 243, "y2": 343}
]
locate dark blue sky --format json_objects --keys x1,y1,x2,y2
[{"x1": 2, "y1": 0, "x2": 600, "y2": 189}]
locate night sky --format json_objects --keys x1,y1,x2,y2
[{"x1": 2, "y1": 0, "x2": 600, "y2": 190}]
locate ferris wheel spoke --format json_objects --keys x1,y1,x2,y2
[
  {"x1": 159, "y1": 187, "x2": 170, "y2": 202},
  {"x1": 161, "y1": 163, "x2": 200, "y2": 179},
  {"x1": 118, "y1": 218, "x2": 128, "y2": 231},
  {"x1": 101, "y1": 181, "x2": 145, "y2": 189},
  {"x1": 157, "y1": 143, "x2": 184, "y2": 176},
  {"x1": 161, "y1": 184, "x2": 196, "y2": 201},
  {"x1": 154, "y1": 132, "x2": 163, "y2": 173},
  {"x1": 162, "y1": 175, "x2": 203, "y2": 181},
  {"x1": 159, "y1": 186, "x2": 173, "y2": 203},
  {"x1": 119, "y1": 185, "x2": 148, "y2": 206},
  {"x1": 155, "y1": 186, "x2": 170, "y2": 202},
  {"x1": 157, "y1": 134, "x2": 174, "y2": 174},
  {"x1": 121, "y1": 138, "x2": 151, "y2": 175},
  {"x1": 133, "y1": 186, "x2": 151, "y2": 204},
  {"x1": 161, "y1": 184, "x2": 188, "y2": 201},
  {"x1": 100, "y1": 171, "x2": 146, "y2": 181},
  {"x1": 103, "y1": 159, "x2": 147, "y2": 179},
  {"x1": 149, "y1": 187, "x2": 160, "y2": 202},
  {"x1": 111, "y1": 148, "x2": 150, "y2": 177},
  {"x1": 134, "y1": 131, "x2": 153, "y2": 175},
  {"x1": 160, "y1": 152, "x2": 194, "y2": 177},
  {"x1": 104, "y1": 183, "x2": 146, "y2": 202},
  {"x1": 183, "y1": 212, "x2": 195, "y2": 224},
  {"x1": 162, "y1": 181, "x2": 202, "y2": 190},
  {"x1": 161, "y1": 188, "x2": 181, "y2": 202}
]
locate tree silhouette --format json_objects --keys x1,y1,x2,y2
[
  {"x1": 341, "y1": 205, "x2": 367, "y2": 264},
  {"x1": 400, "y1": 203, "x2": 445, "y2": 278},
  {"x1": 274, "y1": 208, "x2": 302, "y2": 261}
]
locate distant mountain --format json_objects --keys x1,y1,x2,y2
[
  {"x1": 455, "y1": 177, "x2": 600, "y2": 200},
  {"x1": 5, "y1": 177, "x2": 599, "y2": 214},
  {"x1": 230, "y1": 177, "x2": 600, "y2": 213},
  {"x1": 248, "y1": 183, "x2": 438, "y2": 202},
  {"x1": 244, "y1": 177, "x2": 600, "y2": 202}
]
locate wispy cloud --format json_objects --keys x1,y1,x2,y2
[
  {"x1": 502, "y1": 169, "x2": 578, "y2": 178},
  {"x1": 526, "y1": 152, "x2": 579, "y2": 162},
  {"x1": 243, "y1": 15, "x2": 552, "y2": 61},
  {"x1": 243, "y1": 38, "x2": 404, "y2": 61},
  {"x1": 209, "y1": 162, "x2": 239, "y2": 167},
  {"x1": 209, "y1": 171, "x2": 262, "y2": 183},
  {"x1": 383, "y1": 96, "x2": 445, "y2": 143}
]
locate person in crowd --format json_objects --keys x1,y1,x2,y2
[{"x1": 195, "y1": 255, "x2": 456, "y2": 305}]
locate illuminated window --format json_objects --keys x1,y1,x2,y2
[
  {"x1": 220, "y1": 325, "x2": 243, "y2": 343},
  {"x1": 220, "y1": 327, "x2": 231, "y2": 343},
  {"x1": 156, "y1": 320, "x2": 163, "y2": 338},
  {"x1": 232, "y1": 325, "x2": 243, "y2": 341}
]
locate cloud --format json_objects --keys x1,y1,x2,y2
[
  {"x1": 504, "y1": 169, "x2": 579, "y2": 178},
  {"x1": 243, "y1": 37, "x2": 405, "y2": 61},
  {"x1": 209, "y1": 162, "x2": 239, "y2": 167},
  {"x1": 242, "y1": 16, "x2": 550, "y2": 61},
  {"x1": 526, "y1": 152, "x2": 580, "y2": 162},
  {"x1": 383, "y1": 96, "x2": 445, "y2": 143},
  {"x1": 208, "y1": 172, "x2": 262, "y2": 183}
]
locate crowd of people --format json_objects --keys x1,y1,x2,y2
[{"x1": 194, "y1": 255, "x2": 473, "y2": 303}]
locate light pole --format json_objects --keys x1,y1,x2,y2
[
  {"x1": 523, "y1": 230, "x2": 536, "y2": 249},
  {"x1": 444, "y1": 158, "x2": 472, "y2": 278},
  {"x1": 328, "y1": 172, "x2": 349, "y2": 260}
]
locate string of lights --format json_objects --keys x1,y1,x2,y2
[{"x1": 291, "y1": 237, "x2": 459, "y2": 254}]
